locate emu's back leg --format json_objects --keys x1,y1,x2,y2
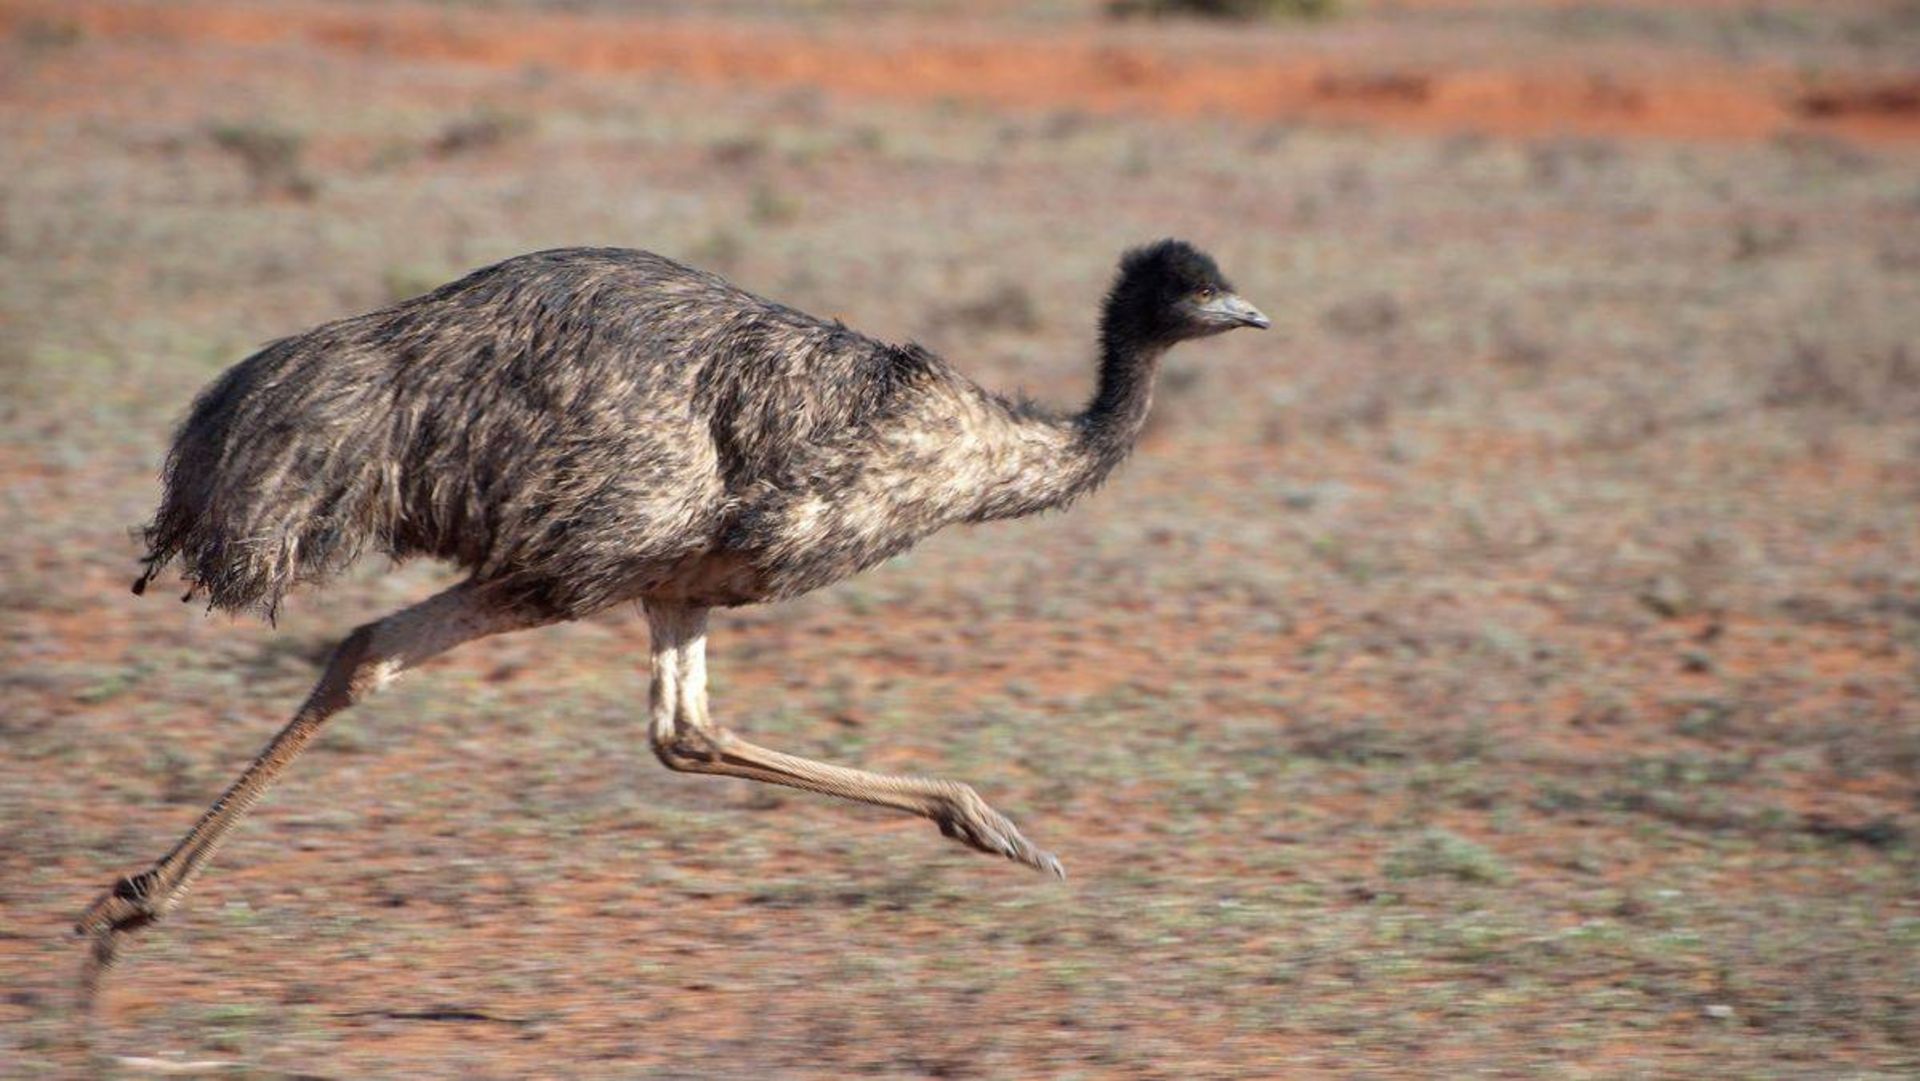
[
  {"x1": 645, "y1": 602, "x2": 1064, "y2": 877},
  {"x1": 75, "y1": 580, "x2": 552, "y2": 1003}
]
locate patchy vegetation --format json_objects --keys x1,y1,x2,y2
[
  {"x1": 208, "y1": 121, "x2": 318, "y2": 201},
  {"x1": 1109, "y1": 0, "x2": 1342, "y2": 22},
  {"x1": 1, "y1": 1, "x2": 1916, "y2": 1077}
]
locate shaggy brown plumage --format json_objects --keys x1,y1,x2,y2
[
  {"x1": 138, "y1": 242, "x2": 1263, "y2": 619},
  {"x1": 80, "y1": 240, "x2": 1268, "y2": 999}
]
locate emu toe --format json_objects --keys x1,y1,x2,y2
[
  {"x1": 935, "y1": 792, "x2": 1065, "y2": 879},
  {"x1": 75, "y1": 871, "x2": 176, "y2": 1011},
  {"x1": 75, "y1": 871, "x2": 167, "y2": 941}
]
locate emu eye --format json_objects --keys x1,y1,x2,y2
[{"x1": 1196, "y1": 287, "x2": 1217, "y2": 302}]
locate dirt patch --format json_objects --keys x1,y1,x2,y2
[
  {"x1": 4, "y1": 2, "x2": 1917, "y2": 1076},
  {"x1": 1798, "y1": 77, "x2": 1920, "y2": 118},
  {"x1": 7, "y1": 0, "x2": 1919, "y2": 144}
]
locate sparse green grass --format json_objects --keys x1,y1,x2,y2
[
  {"x1": 1383, "y1": 829, "x2": 1510, "y2": 885},
  {"x1": 2, "y1": 4, "x2": 1917, "y2": 1078},
  {"x1": 208, "y1": 120, "x2": 319, "y2": 200}
]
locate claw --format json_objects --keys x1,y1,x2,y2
[
  {"x1": 933, "y1": 791, "x2": 1066, "y2": 879},
  {"x1": 1037, "y1": 851, "x2": 1067, "y2": 880},
  {"x1": 75, "y1": 873, "x2": 163, "y2": 940}
]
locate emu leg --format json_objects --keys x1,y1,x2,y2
[
  {"x1": 74, "y1": 581, "x2": 549, "y2": 1006},
  {"x1": 644, "y1": 602, "x2": 1064, "y2": 878}
]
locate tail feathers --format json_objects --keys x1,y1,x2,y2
[
  {"x1": 136, "y1": 492, "x2": 384, "y2": 620},
  {"x1": 130, "y1": 559, "x2": 156, "y2": 597},
  {"x1": 133, "y1": 336, "x2": 398, "y2": 620}
]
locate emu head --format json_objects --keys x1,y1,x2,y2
[{"x1": 1102, "y1": 239, "x2": 1269, "y2": 351}]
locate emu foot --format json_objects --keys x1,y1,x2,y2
[
  {"x1": 934, "y1": 789, "x2": 1065, "y2": 879},
  {"x1": 76, "y1": 869, "x2": 169, "y2": 939},
  {"x1": 74, "y1": 869, "x2": 172, "y2": 1009}
]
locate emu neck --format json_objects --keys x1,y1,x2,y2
[
  {"x1": 960, "y1": 324, "x2": 1171, "y2": 526},
  {"x1": 1071, "y1": 334, "x2": 1169, "y2": 487}
]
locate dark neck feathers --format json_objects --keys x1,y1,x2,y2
[
  {"x1": 1071, "y1": 289, "x2": 1175, "y2": 487},
  {"x1": 961, "y1": 278, "x2": 1178, "y2": 524}
]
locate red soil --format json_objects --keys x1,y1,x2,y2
[{"x1": 6, "y1": 0, "x2": 1918, "y2": 145}]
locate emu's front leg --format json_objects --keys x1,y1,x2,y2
[{"x1": 644, "y1": 602, "x2": 1064, "y2": 878}]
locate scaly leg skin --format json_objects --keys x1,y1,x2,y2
[
  {"x1": 74, "y1": 694, "x2": 339, "y2": 1019},
  {"x1": 645, "y1": 602, "x2": 1066, "y2": 878},
  {"x1": 73, "y1": 582, "x2": 548, "y2": 1016}
]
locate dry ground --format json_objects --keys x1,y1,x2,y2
[{"x1": 2, "y1": 1, "x2": 1917, "y2": 1077}]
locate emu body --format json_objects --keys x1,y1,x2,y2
[
  {"x1": 78, "y1": 240, "x2": 1268, "y2": 994},
  {"x1": 139, "y1": 248, "x2": 1118, "y2": 618}
]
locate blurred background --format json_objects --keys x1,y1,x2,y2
[{"x1": 2, "y1": 0, "x2": 1917, "y2": 1076}]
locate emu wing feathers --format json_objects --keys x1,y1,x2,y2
[{"x1": 139, "y1": 249, "x2": 946, "y2": 618}]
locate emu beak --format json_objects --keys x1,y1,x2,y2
[{"x1": 1208, "y1": 294, "x2": 1270, "y2": 330}]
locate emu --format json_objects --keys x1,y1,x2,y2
[{"x1": 76, "y1": 240, "x2": 1267, "y2": 985}]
